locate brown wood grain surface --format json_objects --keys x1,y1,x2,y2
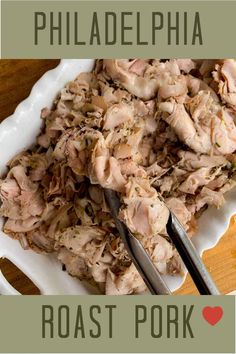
[{"x1": 0, "y1": 59, "x2": 236, "y2": 295}]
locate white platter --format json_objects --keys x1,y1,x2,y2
[{"x1": 0, "y1": 59, "x2": 235, "y2": 295}]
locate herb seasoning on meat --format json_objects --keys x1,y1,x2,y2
[{"x1": 1, "y1": 59, "x2": 236, "y2": 294}]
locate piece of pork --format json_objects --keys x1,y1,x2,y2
[
  {"x1": 187, "y1": 75, "x2": 219, "y2": 101},
  {"x1": 158, "y1": 75, "x2": 188, "y2": 102},
  {"x1": 103, "y1": 102, "x2": 134, "y2": 130},
  {"x1": 214, "y1": 59, "x2": 236, "y2": 108},
  {"x1": 176, "y1": 59, "x2": 196, "y2": 73},
  {"x1": 211, "y1": 108, "x2": 236, "y2": 155},
  {"x1": 55, "y1": 226, "x2": 108, "y2": 265},
  {"x1": 166, "y1": 197, "x2": 192, "y2": 228},
  {"x1": 178, "y1": 167, "x2": 222, "y2": 195},
  {"x1": 4, "y1": 217, "x2": 42, "y2": 233},
  {"x1": 119, "y1": 178, "x2": 169, "y2": 237},
  {"x1": 150, "y1": 235, "x2": 181, "y2": 274},
  {"x1": 105, "y1": 264, "x2": 146, "y2": 295},
  {"x1": 195, "y1": 187, "x2": 225, "y2": 211},
  {"x1": 160, "y1": 96, "x2": 236, "y2": 155},
  {"x1": 119, "y1": 196, "x2": 169, "y2": 237},
  {"x1": 159, "y1": 100, "x2": 212, "y2": 154},
  {"x1": 177, "y1": 151, "x2": 229, "y2": 171},
  {"x1": 103, "y1": 59, "x2": 160, "y2": 100},
  {"x1": 92, "y1": 155, "x2": 127, "y2": 193},
  {"x1": 0, "y1": 165, "x2": 45, "y2": 225},
  {"x1": 58, "y1": 248, "x2": 91, "y2": 280},
  {"x1": 119, "y1": 160, "x2": 147, "y2": 178}
]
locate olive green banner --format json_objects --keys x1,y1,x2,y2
[
  {"x1": 0, "y1": 295, "x2": 234, "y2": 353},
  {"x1": 1, "y1": 1, "x2": 236, "y2": 58}
]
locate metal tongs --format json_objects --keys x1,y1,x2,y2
[{"x1": 104, "y1": 189, "x2": 220, "y2": 295}]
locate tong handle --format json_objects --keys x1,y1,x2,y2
[{"x1": 167, "y1": 212, "x2": 220, "y2": 295}]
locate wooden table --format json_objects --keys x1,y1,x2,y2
[{"x1": 0, "y1": 60, "x2": 236, "y2": 295}]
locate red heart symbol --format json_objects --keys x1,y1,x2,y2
[{"x1": 202, "y1": 306, "x2": 223, "y2": 326}]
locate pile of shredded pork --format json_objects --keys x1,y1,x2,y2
[{"x1": 1, "y1": 59, "x2": 236, "y2": 294}]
